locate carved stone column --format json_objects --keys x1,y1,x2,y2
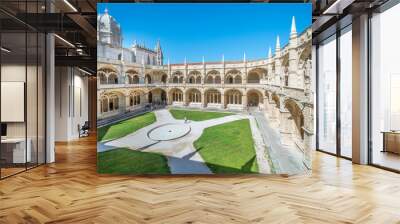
[
  {"x1": 201, "y1": 92, "x2": 205, "y2": 108},
  {"x1": 125, "y1": 95, "x2": 131, "y2": 110},
  {"x1": 278, "y1": 96, "x2": 293, "y2": 146},
  {"x1": 263, "y1": 97, "x2": 269, "y2": 111},
  {"x1": 182, "y1": 91, "x2": 187, "y2": 106},
  {"x1": 268, "y1": 99, "x2": 277, "y2": 119},
  {"x1": 279, "y1": 110, "x2": 293, "y2": 146},
  {"x1": 167, "y1": 91, "x2": 172, "y2": 105},
  {"x1": 97, "y1": 95, "x2": 102, "y2": 119},
  {"x1": 221, "y1": 94, "x2": 225, "y2": 109},
  {"x1": 302, "y1": 102, "x2": 314, "y2": 168},
  {"x1": 242, "y1": 95, "x2": 247, "y2": 109}
]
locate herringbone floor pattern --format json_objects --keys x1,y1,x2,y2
[{"x1": 1, "y1": 135, "x2": 400, "y2": 224}]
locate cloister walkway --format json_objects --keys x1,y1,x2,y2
[{"x1": 252, "y1": 110, "x2": 307, "y2": 174}]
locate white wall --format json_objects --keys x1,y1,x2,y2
[{"x1": 55, "y1": 67, "x2": 89, "y2": 141}]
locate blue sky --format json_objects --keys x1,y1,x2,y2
[{"x1": 98, "y1": 3, "x2": 311, "y2": 64}]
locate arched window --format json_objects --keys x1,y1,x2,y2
[
  {"x1": 129, "y1": 95, "x2": 134, "y2": 106},
  {"x1": 247, "y1": 72, "x2": 260, "y2": 83},
  {"x1": 108, "y1": 95, "x2": 119, "y2": 111},
  {"x1": 206, "y1": 76, "x2": 213, "y2": 84},
  {"x1": 235, "y1": 75, "x2": 242, "y2": 84},
  {"x1": 215, "y1": 76, "x2": 221, "y2": 84},
  {"x1": 127, "y1": 75, "x2": 133, "y2": 84},
  {"x1": 98, "y1": 72, "x2": 107, "y2": 84},
  {"x1": 130, "y1": 92, "x2": 141, "y2": 106},
  {"x1": 161, "y1": 75, "x2": 167, "y2": 84},
  {"x1": 133, "y1": 75, "x2": 139, "y2": 84},
  {"x1": 206, "y1": 90, "x2": 221, "y2": 104},
  {"x1": 226, "y1": 90, "x2": 242, "y2": 104},
  {"x1": 135, "y1": 94, "x2": 140, "y2": 105},
  {"x1": 172, "y1": 90, "x2": 183, "y2": 102},
  {"x1": 108, "y1": 73, "x2": 118, "y2": 84},
  {"x1": 145, "y1": 75, "x2": 152, "y2": 84},
  {"x1": 188, "y1": 90, "x2": 201, "y2": 103}
]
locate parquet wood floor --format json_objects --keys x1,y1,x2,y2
[{"x1": 1, "y1": 135, "x2": 400, "y2": 224}]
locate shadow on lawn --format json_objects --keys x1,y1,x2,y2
[
  {"x1": 204, "y1": 156, "x2": 259, "y2": 174},
  {"x1": 98, "y1": 148, "x2": 261, "y2": 175},
  {"x1": 97, "y1": 125, "x2": 111, "y2": 141},
  {"x1": 182, "y1": 146, "x2": 205, "y2": 160}
]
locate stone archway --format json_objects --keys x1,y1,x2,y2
[
  {"x1": 206, "y1": 70, "x2": 220, "y2": 84},
  {"x1": 128, "y1": 90, "x2": 143, "y2": 107},
  {"x1": 206, "y1": 75, "x2": 213, "y2": 84},
  {"x1": 247, "y1": 68, "x2": 267, "y2": 83},
  {"x1": 234, "y1": 75, "x2": 242, "y2": 84},
  {"x1": 204, "y1": 88, "x2": 222, "y2": 109},
  {"x1": 188, "y1": 76, "x2": 195, "y2": 84},
  {"x1": 284, "y1": 99, "x2": 304, "y2": 140},
  {"x1": 169, "y1": 88, "x2": 184, "y2": 105},
  {"x1": 98, "y1": 71, "x2": 107, "y2": 84},
  {"x1": 161, "y1": 74, "x2": 168, "y2": 84},
  {"x1": 224, "y1": 89, "x2": 243, "y2": 110},
  {"x1": 247, "y1": 72, "x2": 260, "y2": 83},
  {"x1": 226, "y1": 75, "x2": 234, "y2": 84},
  {"x1": 186, "y1": 88, "x2": 202, "y2": 107},
  {"x1": 99, "y1": 91, "x2": 125, "y2": 118},
  {"x1": 145, "y1": 74, "x2": 152, "y2": 84},
  {"x1": 172, "y1": 71, "x2": 184, "y2": 84},
  {"x1": 269, "y1": 93, "x2": 281, "y2": 121},
  {"x1": 108, "y1": 73, "x2": 118, "y2": 84},
  {"x1": 149, "y1": 88, "x2": 167, "y2": 104},
  {"x1": 215, "y1": 75, "x2": 221, "y2": 84},
  {"x1": 98, "y1": 66, "x2": 118, "y2": 85},
  {"x1": 247, "y1": 89, "x2": 263, "y2": 107},
  {"x1": 271, "y1": 93, "x2": 280, "y2": 108}
]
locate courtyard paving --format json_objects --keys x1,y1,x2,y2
[
  {"x1": 253, "y1": 110, "x2": 307, "y2": 174},
  {"x1": 98, "y1": 109, "x2": 271, "y2": 174}
]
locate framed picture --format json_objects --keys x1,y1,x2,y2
[{"x1": 97, "y1": 3, "x2": 313, "y2": 175}]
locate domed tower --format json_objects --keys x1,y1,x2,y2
[{"x1": 97, "y1": 8, "x2": 122, "y2": 48}]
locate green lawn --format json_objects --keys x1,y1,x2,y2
[
  {"x1": 98, "y1": 112, "x2": 156, "y2": 142},
  {"x1": 194, "y1": 119, "x2": 259, "y2": 174},
  {"x1": 97, "y1": 148, "x2": 170, "y2": 174},
  {"x1": 169, "y1": 109, "x2": 233, "y2": 121}
]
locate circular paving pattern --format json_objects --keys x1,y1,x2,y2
[{"x1": 148, "y1": 123, "x2": 191, "y2": 141}]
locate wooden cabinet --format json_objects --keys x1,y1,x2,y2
[{"x1": 382, "y1": 132, "x2": 400, "y2": 154}]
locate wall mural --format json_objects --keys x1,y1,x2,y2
[{"x1": 97, "y1": 3, "x2": 313, "y2": 175}]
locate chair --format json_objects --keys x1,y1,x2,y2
[{"x1": 79, "y1": 121, "x2": 90, "y2": 138}]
